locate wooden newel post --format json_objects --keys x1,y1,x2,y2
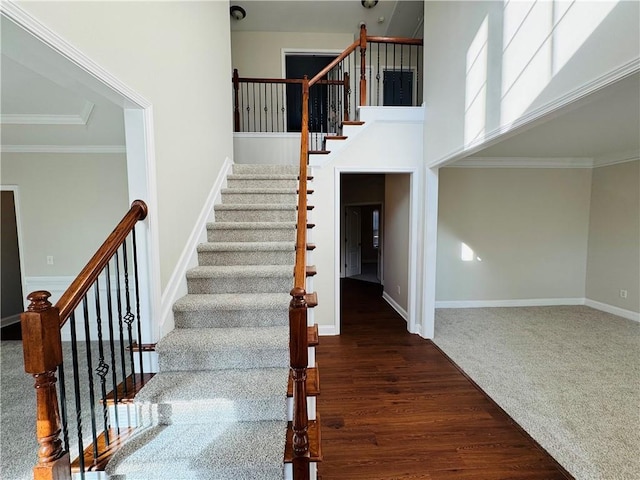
[
  {"x1": 289, "y1": 286, "x2": 310, "y2": 480},
  {"x1": 233, "y1": 68, "x2": 241, "y2": 132},
  {"x1": 21, "y1": 290, "x2": 71, "y2": 480},
  {"x1": 359, "y1": 23, "x2": 368, "y2": 107}
]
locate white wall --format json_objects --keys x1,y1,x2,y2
[
  {"x1": 19, "y1": 1, "x2": 234, "y2": 292},
  {"x1": 231, "y1": 31, "x2": 355, "y2": 78},
  {"x1": 1, "y1": 153, "x2": 129, "y2": 277},
  {"x1": 423, "y1": 0, "x2": 640, "y2": 165},
  {"x1": 383, "y1": 174, "x2": 411, "y2": 314},
  {"x1": 436, "y1": 167, "x2": 593, "y2": 304},
  {"x1": 586, "y1": 160, "x2": 640, "y2": 314}
]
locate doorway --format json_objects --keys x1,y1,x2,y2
[
  {"x1": 1, "y1": 188, "x2": 25, "y2": 339},
  {"x1": 285, "y1": 54, "x2": 337, "y2": 132},
  {"x1": 345, "y1": 204, "x2": 382, "y2": 284}
]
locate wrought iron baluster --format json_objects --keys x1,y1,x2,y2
[
  {"x1": 376, "y1": 43, "x2": 381, "y2": 106},
  {"x1": 82, "y1": 296, "x2": 99, "y2": 463},
  {"x1": 114, "y1": 250, "x2": 128, "y2": 396},
  {"x1": 69, "y1": 312, "x2": 86, "y2": 478},
  {"x1": 93, "y1": 279, "x2": 110, "y2": 446},
  {"x1": 400, "y1": 44, "x2": 404, "y2": 105},
  {"x1": 122, "y1": 240, "x2": 136, "y2": 386},
  {"x1": 252, "y1": 83, "x2": 257, "y2": 132},
  {"x1": 57, "y1": 362, "x2": 70, "y2": 453},
  {"x1": 132, "y1": 229, "x2": 144, "y2": 378},
  {"x1": 105, "y1": 261, "x2": 121, "y2": 432}
]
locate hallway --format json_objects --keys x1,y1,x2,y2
[{"x1": 316, "y1": 279, "x2": 572, "y2": 480}]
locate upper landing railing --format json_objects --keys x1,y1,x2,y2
[{"x1": 233, "y1": 24, "x2": 423, "y2": 150}]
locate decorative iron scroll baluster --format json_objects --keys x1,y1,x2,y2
[
  {"x1": 105, "y1": 261, "x2": 121, "y2": 432},
  {"x1": 93, "y1": 280, "x2": 111, "y2": 446},
  {"x1": 114, "y1": 250, "x2": 128, "y2": 396},
  {"x1": 57, "y1": 362, "x2": 70, "y2": 453},
  {"x1": 122, "y1": 241, "x2": 136, "y2": 386}
]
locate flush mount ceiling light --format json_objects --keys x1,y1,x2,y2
[
  {"x1": 361, "y1": 0, "x2": 379, "y2": 8},
  {"x1": 230, "y1": 5, "x2": 246, "y2": 20}
]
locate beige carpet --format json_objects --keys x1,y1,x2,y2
[{"x1": 433, "y1": 305, "x2": 640, "y2": 480}]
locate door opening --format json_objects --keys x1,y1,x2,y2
[
  {"x1": 1, "y1": 188, "x2": 25, "y2": 339},
  {"x1": 285, "y1": 54, "x2": 337, "y2": 132}
]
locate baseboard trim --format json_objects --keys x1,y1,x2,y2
[
  {"x1": 585, "y1": 299, "x2": 640, "y2": 322},
  {"x1": 318, "y1": 325, "x2": 338, "y2": 336},
  {"x1": 435, "y1": 298, "x2": 585, "y2": 309},
  {"x1": 382, "y1": 291, "x2": 409, "y2": 321},
  {"x1": 1, "y1": 314, "x2": 22, "y2": 328},
  {"x1": 159, "y1": 157, "x2": 233, "y2": 337}
]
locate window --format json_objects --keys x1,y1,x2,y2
[{"x1": 372, "y1": 209, "x2": 380, "y2": 248}]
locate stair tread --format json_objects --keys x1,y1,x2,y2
[
  {"x1": 71, "y1": 427, "x2": 136, "y2": 473},
  {"x1": 227, "y1": 174, "x2": 298, "y2": 180},
  {"x1": 305, "y1": 292, "x2": 318, "y2": 308},
  {"x1": 222, "y1": 187, "x2": 298, "y2": 193},
  {"x1": 342, "y1": 120, "x2": 365, "y2": 125},
  {"x1": 197, "y1": 241, "x2": 295, "y2": 252},
  {"x1": 284, "y1": 417, "x2": 322, "y2": 463},
  {"x1": 187, "y1": 264, "x2": 294, "y2": 278},
  {"x1": 287, "y1": 366, "x2": 319, "y2": 397},
  {"x1": 106, "y1": 422, "x2": 287, "y2": 478},
  {"x1": 174, "y1": 293, "x2": 291, "y2": 312},
  {"x1": 104, "y1": 373, "x2": 155, "y2": 405},
  {"x1": 308, "y1": 325, "x2": 319, "y2": 346},
  {"x1": 137, "y1": 368, "x2": 289, "y2": 404}
]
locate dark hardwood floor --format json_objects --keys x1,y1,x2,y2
[{"x1": 316, "y1": 279, "x2": 573, "y2": 480}]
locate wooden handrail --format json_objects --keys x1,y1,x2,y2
[
  {"x1": 309, "y1": 40, "x2": 359, "y2": 87},
  {"x1": 294, "y1": 78, "x2": 309, "y2": 289},
  {"x1": 367, "y1": 36, "x2": 423, "y2": 45},
  {"x1": 56, "y1": 200, "x2": 147, "y2": 323}
]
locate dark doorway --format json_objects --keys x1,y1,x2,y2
[
  {"x1": 383, "y1": 70, "x2": 413, "y2": 106},
  {"x1": 285, "y1": 55, "x2": 336, "y2": 132},
  {"x1": 1, "y1": 190, "x2": 24, "y2": 340}
]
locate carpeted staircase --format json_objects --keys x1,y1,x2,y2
[{"x1": 106, "y1": 164, "x2": 301, "y2": 480}]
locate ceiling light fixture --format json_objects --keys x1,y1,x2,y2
[
  {"x1": 230, "y1": 5, "x2": 246, "y2": 20},
  {"x1": 361, "y1": 0, "x2": 378, "y2": 8}
]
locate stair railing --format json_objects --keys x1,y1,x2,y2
[
  {"x1": 21, "y1": 200, "x2": 149, "y2": 480},
  {"x1": 232, "y1": 25, "x2": 423, "y2": 149},
  {"x1": 285, "y1": 25, "x2": 423, "y2": 480}
]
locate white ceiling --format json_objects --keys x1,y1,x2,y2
[
  {"x1": 467, "y1": 72, "x2": 640, "y2": 163},
  {"x1": 0, "y1": 16, "x2": 126, "y2": 153},
  {"x1": 229, "y1": 1, "x2": 425, "y2": 38}
]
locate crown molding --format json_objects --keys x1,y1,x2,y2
[
  {"x1": 1, "y1": 144, "x2": 126, "y2": 154},
  {"x1": 450, "y1": 157, "x2": 594, "y2": 169},
  {"x1": 1, "y1": 101, "x2": 95, "y2": 125},
  {"x1": 593, "y1": 149, "x2": 640, "y2": 168}
]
